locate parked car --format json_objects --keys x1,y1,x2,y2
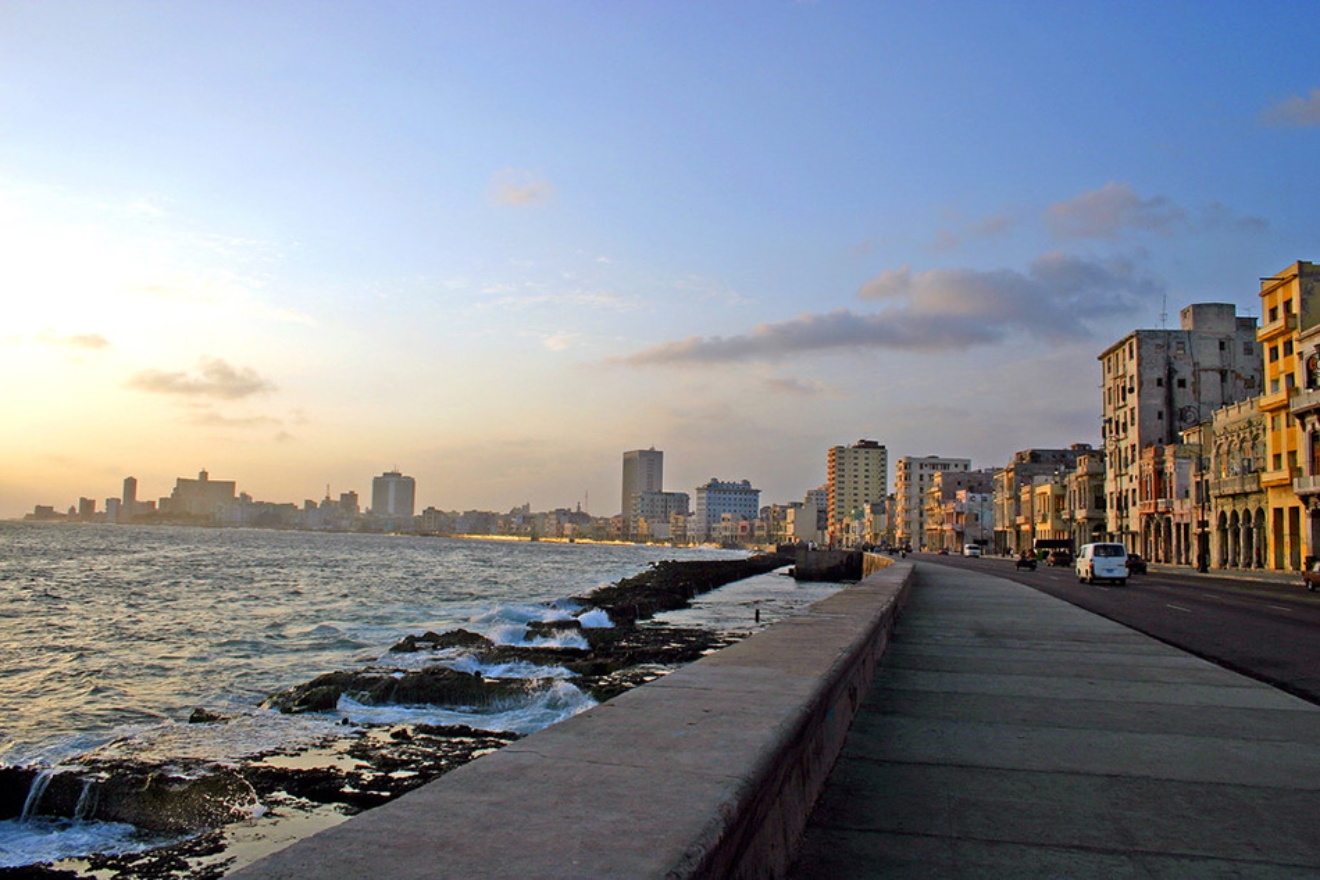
[
  {"x1": 1076, "y1": 542, "x2": 1128, "y2": 585},
  {"x1": 1046, "y1": 549, "x2": 1073, "y2": 567},
  {"x1": 962, "y1": 544, "x2": 982, "y2": 557},
  {"x1": 1126, "y1": 553, "x2": 1148, "y2": 574}
]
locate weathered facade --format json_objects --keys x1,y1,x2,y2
[{"x1": 1099, "y1": 304, "x2": 1262, "y2": 552}]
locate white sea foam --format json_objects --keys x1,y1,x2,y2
[
  {"x1": 335, "y1": 680, "x2": 596, "y2": 735},
  {"x1": 441, "y1": 655, "x2": 576, "y2": 680},
  {"x1": 575, "y1": 608, "x2": 613, "y2": 628},
  {"x1": 0, "y1": 817, "x2": 180, "y2": 869}
]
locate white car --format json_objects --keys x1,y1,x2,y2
[
  {"x1": 962, "y1": 544, "x2": 981, "y2": 557},
  {"x1": 1076, "y1": 542, "x2": 1128, "y2": 585}
]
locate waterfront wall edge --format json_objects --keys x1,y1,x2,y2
[{"x1": 231, "y1": 558, "x2": 915, "y2": 880}]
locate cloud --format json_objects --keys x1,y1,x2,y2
[
  {"x1": 1046, "y1": 182, "x2": 1185, "y2": 239},
  {"x1": 1045, "y1": 183, "x2": 1266, "y2": 240},
  {"x1": 624, "y1": 253, "x2": 1160, "y2": 365},
  {"x1": 185, "y1": 411, "x2": 282, "y2": 428},
  {"x1": 125, "y1": 357, "x2": 276, "y2": 399},
  {"x1": 490, "y1": 169, "x2": 555, "y2": 206},
  {"x1": 36, "y1": 330, "x2": 112, "y2": 350},
  {"x1": 762, "y1": 376, "x2": 832, "y2": 396},
  {"x1": 1260, "y1": 87, "x2": 1320, "y2": 127}
]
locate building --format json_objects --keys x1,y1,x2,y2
[
  {"x1": 923, "y1": 470, "x2": 995, "y2": 551},
  {"x1": 621, "y1": 448, "x2": 664, "y2": 533},
  {"x1": 895, "y1": 456, "x2": 969, "y2": 549},
  {"x1": 693, "y1": 478, "x2": 760, "y2": 543},
  {"x1": 1259, "y1": 261, "x2": 1320, "y2": 570},
  {"x1": 993, "y1": 447, "x2": 1092, "y2": 555},
  {"x1": 371, "y1": 470, "x2": 416, "y2": 519},
  {"x1": 1286, "y1": 262, "x2": 1320, "y2": 566},
  {"x1": 163, "y1": 470, "x2": 237, "y2": 518},
  {"x1": 1064, "y1": 448, "x2": 1107, "y2": 551},
  {"x1": 826, "y1": 440, "x2": 888, "y2": 546},
  {"x1": 1099, "y1": 303, "x2": 1261, "y2": 552},
  {"x1": 1203, "y1": 399, "x2": 1268, "y2": 569},
  {"x1": 629, "y1": 490, "x2": 690, "y2": 541}
]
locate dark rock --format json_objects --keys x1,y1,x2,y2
[
  {"x1": 188, "y1": 707, "x2": 226, "y2": 724},
  {"x1": 525, "y1": 618, "x2": 583, "y2": 638},
  {"x1": 261, "y1": 667, "x2": 552, "y2": 715}
]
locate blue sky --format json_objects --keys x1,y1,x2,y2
[{"x1": 2, "y1": 1, "x2": 1317, "y2": 518}]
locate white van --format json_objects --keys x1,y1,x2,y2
[
  {"x1": 962, "y1": 544, "x2": 981, "y2": 557},
  {"x1": 1076, "y1": 542, "x2": 1128, "y2": 585}
]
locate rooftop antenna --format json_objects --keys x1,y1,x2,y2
[{"x1": 1160, "y1": 293, "x2": 1168, "y2": 330}]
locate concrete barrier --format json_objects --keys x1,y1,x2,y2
[{"x1": 233, "y1": 560, "x2": 915, "y2": 880}]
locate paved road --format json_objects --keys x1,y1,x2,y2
[{"x1": 920, "y1": 553, "x2": 1320, "y2": 705}]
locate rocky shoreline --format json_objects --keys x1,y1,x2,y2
[{"x1": 1, "y1": 553, "x2": 789, "y2": 880}]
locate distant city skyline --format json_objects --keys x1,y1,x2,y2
[{"x1": 3, "y1": 3, "x2": 1317, "y2": 520}]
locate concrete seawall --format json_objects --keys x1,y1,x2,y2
[{"x1": 234, "y1": 557, "x2": 913, "y2": 880}]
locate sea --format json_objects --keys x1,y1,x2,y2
[{"x1": 0, "y1": 521, "x2": 837, "y2": 870}]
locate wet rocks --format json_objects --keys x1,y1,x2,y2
[
  {"x1": 579, "y1": 554, "x2": 789, "y2": 624},
  {"x1": 260, "y1": 667, "x2": 546, "y2": 714}
]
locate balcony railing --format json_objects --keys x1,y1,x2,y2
[
  {"x1": 1291, "y1": 386, "x2": 1320, "y2": 417},
  {"x1": 1257, "y1": 312, "x2": 1297, "y2": 342},
  {"x1": 1294, "y1": 474, "x2": 1320, "y2": 496},
  {"x1": 1211, "y1": 473, "x2": 1262, "y2": 496},
  {"x1": 1258, "y1": 386, "x2": 1295, "y2": 412}
]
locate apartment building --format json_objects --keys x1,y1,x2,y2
[
  {"x1": 826, "y1": 440, "x2": 888, "y2": 545},
  {"x1": 993, "y1": 447, "x2": 1091, "y2": 555},
  {"x1": 895, "y1": 456, "x2": 969, "y2": 549},
  {"x1": 1099, "y1": 303, "x2": 1261, "y2": 551},
  {"x1": 1262, "y1": 261, "x2": 1320, "y2": 569}
]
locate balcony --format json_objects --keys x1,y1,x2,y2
[
  {"x1": 1292, "y1": 386, "x2": 1320, "y2": 417},
  {"x1": 1261, "y1": 468, "x2": 1299, "y2": 489},
  {"x1": 1211, "y1": 473, "x2": 1261, "y2": 496},
  {"x1": 1257, "y1": 312, "x2": 1297, "y2": 342},
  {"x1": 1295, "y1": 474, "x2": 1320, "y2": 497},
  {"x1": 1257, "y1": 386, "x2": 1295, "y2": 412}
]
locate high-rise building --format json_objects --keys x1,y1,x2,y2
[
  {"x1": 371, "y1": 471, "x2": 416, "y2": 519},
  {"x1": 895, "y1": 456, "x2": 970, "y2": 549},
  {"x1": 827, "y1": 440, "x2": 888, "y2": 544},
  {"x1": 1100, "y1": 303, "x2": 1261, "y2": 551},
  {"x1": 164, "y1": 470, "x2": 237, "y2": 517},
  {"x1": 693, "y1": 478, "x2": 760, "y2": 541},
  {"x1": 621, "y1": 448, "x2": 664, "y2": 529},
  {"x1": 123, "y1": 476, "x2": 137, "y2": 507}
]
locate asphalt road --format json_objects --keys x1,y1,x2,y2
[{"x1": 915, "y1": 552, "x2": 1320, "y2": 707}]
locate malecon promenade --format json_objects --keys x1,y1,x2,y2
[{"x1": 233, "y1": 559, "x2": 1320, "y2": 878}]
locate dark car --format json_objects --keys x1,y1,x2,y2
[
  {"x1": 1046, "y1": 549, "x2": 1073, "y2": 567},
  {"x1": 1126, "y1": 553, "x2": 1147, "y2": 574}
]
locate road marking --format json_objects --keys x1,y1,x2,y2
[
  {"x1": 1166, "y1": 603, "x2": 1193, "y2": 613},
  {"x1": 1267, "y1": 604, "x2": 1292, "y2": 612}
]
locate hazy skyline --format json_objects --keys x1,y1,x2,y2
[{"x1": 3, "y1": 2, "x2": 1317, "y2": 519}]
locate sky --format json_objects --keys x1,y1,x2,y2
[{"x1": 2, "y1": 0, "x2": 1318, "y2": 519}]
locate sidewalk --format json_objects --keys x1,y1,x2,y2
[{"x1": 789, "y1": 561, "x2": 1320, "y2": 878}]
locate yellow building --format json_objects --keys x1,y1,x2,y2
[{"x1": 1257, "y1": 261, "x2": 1320, "y2": 570}]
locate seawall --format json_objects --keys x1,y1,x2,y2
[{"x1": 233, "y1": 556, "x2": 913, "y2": 879}]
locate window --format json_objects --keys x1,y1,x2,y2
[
  {"x1": 1271, "y1": 346, "x2": 1280, "y2": 363},
  {"x1": 1157, "y1": 410, "x2": 1163, "y2": 420},
  {"x1": 1285, "y1": 340, "x2": 1294, "y2": 356},
  {"x1": 1177, "y1": 378, "x2": 1187, "y2": 388},
  {"x1": 1244, "y1": 341, "x2": 1253, "y2": 355},
  {"x1": 1156, "y1": 377, "x2": 1164, "y2": 387},
  {"x1": 1270, "y1": 306, "x2": 1279, "y2": 322}
]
